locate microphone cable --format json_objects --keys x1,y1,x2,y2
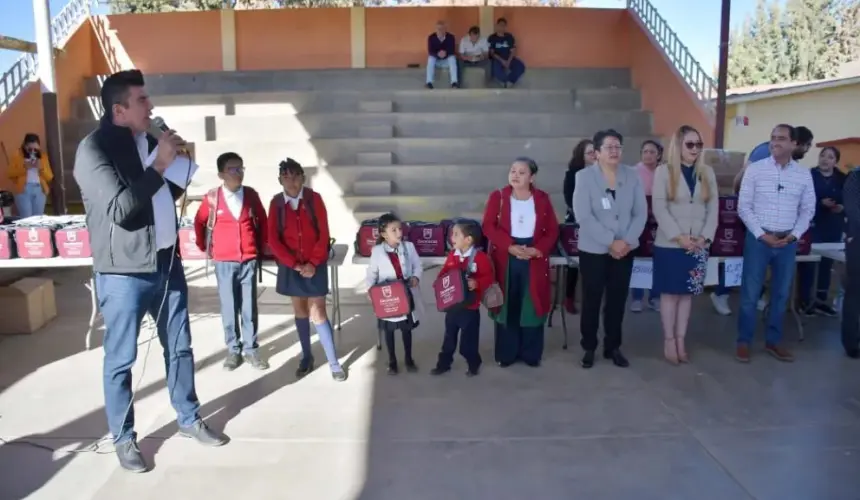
[{"x1": 0, "y1": 147, "x2": 194, "y2": 456}]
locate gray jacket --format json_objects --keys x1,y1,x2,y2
[{"x1": 572, "y1": 164, "x2": 648, "y2": 254}]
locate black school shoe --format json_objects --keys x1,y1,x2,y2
[
  {"x1": 466, "y1": 367, "x2": 480, "y2": 377},
  {"x1": 581, "y1": 351, "x2": 595, "y2": 369},
  {"x1": 604, "y1": 349, "x2": 630, "y2": 368},
  {"x1": 388, "y1": 362, "x2": 399, "y2": 375},
  {"x1": 295, "y1": 357, "x2": 315, "y2": 378},
  {"x1": 430, "y1": 366, "x2": 451, "y2": 375}
]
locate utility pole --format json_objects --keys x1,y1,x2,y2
[
  {"x1": 33, "y1": 0, "x2": 67, "y2": 215},
  {"x1": 714, "y1": 0, "x2": 731, "y2": 148}
]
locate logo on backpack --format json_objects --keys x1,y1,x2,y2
[
  {"x1": 442, "y1": 275, "x2": 450, "y2": 288},
  {"x1": 382, "y1": 286, "x2": 392, "y2": 298},
  {"x1": 423, "y1": 228, "x2": 433, "y2": 239}
]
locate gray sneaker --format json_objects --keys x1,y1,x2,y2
[
  {"x1": 243, "y1": 352, "x2": 270, "y2": 370},
  {"x1": 179, "y1": 420, "x2": 229, "y2": 447},
  {"x1": 223, "y1": 353, "x2": 242, "y2": 371}
]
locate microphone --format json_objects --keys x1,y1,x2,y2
[
  {"x1": 778, "y1": 184, "x2": 785, "y2": 191},
  {"x1": 151, "y1": 116, "x2": 188, "y2": 156}
]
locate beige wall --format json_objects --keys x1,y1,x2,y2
[{"x1": 724, "y1": 84, "x2": 860, "y2": 168}]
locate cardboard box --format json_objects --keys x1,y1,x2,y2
[
  {"x1": 0, "y1": 277, "x2": 57, "y2": 334},
  {"x1": 703, "y1": 148, "x2": 746, "y2": 176}
]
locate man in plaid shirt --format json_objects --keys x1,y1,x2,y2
[{"x1": 736, "y1": 124, "x2": 816, "y2": 363}]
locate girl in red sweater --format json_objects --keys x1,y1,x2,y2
[
  {"x1": 268, "y1": 158, "x2": 345, "y2": 382},
  {"x1": 431, "y1": 221, "x2": 495, "y2": 376}
]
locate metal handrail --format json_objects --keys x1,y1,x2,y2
[
  {"x1": 626, "y1": 0, "x2": 717, "y2": 115},
  {"x1": 0, "y1": 0, "x2": 95, "y2": 112}
]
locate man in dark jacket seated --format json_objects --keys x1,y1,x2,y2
[{"x1": 73, "y1": 70, "x2": 228, "y2": 473}]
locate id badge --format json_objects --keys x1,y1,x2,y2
[{"x1": 601, "y1": 197, "x2": 612, "y2": 210}]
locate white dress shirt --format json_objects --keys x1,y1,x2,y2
[
  {"x1": 738, "y1": 156, "x2": 816, "y2": 240},
  {"x1": 137, "y1": 134, "x2": 177, "y2": 251},
  {"x1": 510, "y1": 196, "x2": 536, "y2": 238},
  {"x1": 454, "y1": 246, "x2": 477, "y2": 272},
  {"x1": 222, "y1": 186, "x2": 244, "y2": 220},
  {"x1": 459, "y1": 36, "x2": 489, "y2": 58}
]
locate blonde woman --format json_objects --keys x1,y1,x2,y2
[{"x1": 651, "y1": 125, "x2": 718, "y2": 364}]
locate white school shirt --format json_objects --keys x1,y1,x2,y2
[
  {"x1": 283, "y1": 189, "x2": 302, "y2": 210},
  {"x1": 510, "y1": 196, "x2": 537, "y2": 238},
  {"x1": 137, "y1": 134, "x2": 177, "y2": 251},
  {"x1": 222, "y1": 186, "x2": 244, "y2": 220},
  {"x1": 454, "y1": 246, "x2": 477, "y2": 272}
]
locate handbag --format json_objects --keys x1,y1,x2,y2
[{"x1": 481, "y1": 189, "x2": 506, "y2": 309}]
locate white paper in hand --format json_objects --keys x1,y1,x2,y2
[{"x1": 145, "y1": 146, "x2": 199, "y2": 188}]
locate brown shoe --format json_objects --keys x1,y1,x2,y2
[
  {"x1": 735, "y1": 344, "x2": 750, "y2": 363},
  {"x1": 765, "y1": 343, "x2": 794, "y2": 362}
]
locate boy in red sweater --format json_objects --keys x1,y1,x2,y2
[
  {"x1": 194, "y1": 152, "x2": 269, "y2": 371},
  {"x1": 431, "y1": 221, "x2": 495, "y2": 376}
]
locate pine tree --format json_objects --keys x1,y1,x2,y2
[{"x1": 727, "y1": 0, "x2": 860, "y2": 87}]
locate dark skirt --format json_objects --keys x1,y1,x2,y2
[
  {"x1": 494, "y1": 236, "x2": 544, "y2": 366},
  {"x1": 276, "y1": 264, "x2": 329, "y2": 297},
  {"x1": 652, "y1": 246, "x2": 709, "y2": 296}
]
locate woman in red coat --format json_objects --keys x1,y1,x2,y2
[
  {"x1": 482, "y1": 157, "x2": 560, "y2": 367},
  {"x1": 268, "y1": 158, "x2": 346, "y2": 382}
]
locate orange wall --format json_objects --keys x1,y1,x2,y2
[
  {"x1": 365, "y1": 7, "x2": 479, "y2": 68},
  {"x1": 622, "y1": 13, "x2": 713, "y2": 141},
  {"x1": 236, "y1": 9, "x2": 351, "y2": 70},
  {"x1": 100, "y1": 11, "x2": 222, "y2": 74}
]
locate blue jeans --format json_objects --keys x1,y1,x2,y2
[
  {"x1": 631, "y1": 288, "x2": 660, "y2": 302},
  {"x1": 97, "y1": 249, "x2": 200, "y2": 443},
  {"x1": 426, "y1": 55, "x2": 458, "y2": 85},
  {"x1": 215, "y1": 260, "x2": 258, "y2": 354},
  {"x1": 737, "y1": 232, "x2": 797, "y2": 345},
  {"x1": 491, "y1": 58, "x2": 526, "y2": 85},
  {"x1": 15, "y1": 183, "x2": 46, "y2": 218}
]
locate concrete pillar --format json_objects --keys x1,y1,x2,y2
[
  {"x1": 479, "y1": 6, "x2": 494, "y2": 37},
  {"x1": 350, "y1": 7, "x2": 366, "y2": 69},
  {"x1": 33, "y1": 0, "x2": 65, "y2": 214},
  {"x1": 220, "y1": 8, "x2": 237, "y2": 71}
]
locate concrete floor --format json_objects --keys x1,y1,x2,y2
[{"x1": 0, "y1": 266, "x2": 858, "y2": 500}]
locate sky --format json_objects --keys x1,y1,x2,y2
[{"x1": 0, "y1": 0, "x2": 756, "y2": 83}]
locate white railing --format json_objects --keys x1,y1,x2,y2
[
  {"x1": 626, "y1": 0, "x2": 717, "y2": 115},
  {"x1": 0, "y1": 0, "x2": 96, "y2": 112}
]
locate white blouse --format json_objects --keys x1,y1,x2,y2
[{"x1": 510, "y1": 196, "x2": 536, "y2": 238}]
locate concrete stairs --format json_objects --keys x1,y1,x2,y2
[{"x1": 60, "y1": 68, "x2": 656, "y2": 284}]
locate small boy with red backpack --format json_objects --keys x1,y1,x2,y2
[
  {"x1": 431, "y1": 221, "x2": 495, "y2": 376},
  {"x1": 194, "y1": 152, "x2": 269, "y2": 371}
]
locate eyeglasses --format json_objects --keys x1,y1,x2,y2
[
  {"x1": 684, "y1": 141, "x2": 704, "y2": 150},
  {"x1": 226, "y1": 166, "x2": 245, "y2": 174},
  {"x1": 25, "y1": 148, "x2": 40, "y2": 154}
]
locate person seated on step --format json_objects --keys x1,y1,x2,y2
[
  {"x1": 487, "y1": 17, "x2": 526, "y2": 88},
  {"x1": 458, "y1": 25, "x2": 490, "y2": 83},
  {"x1": 426, "y1": 20, "x2": 459, "y2": 89}
]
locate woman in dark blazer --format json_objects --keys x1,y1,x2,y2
[
  {"x1": 562, "y1": 139, "x2": 595, "y2": 314},
  {"x1": 482, "y1": 157, "x2": 560, "y2": 367},
  {"x1": 573, "y1": 129, "x2": 647, "y2": 369}
]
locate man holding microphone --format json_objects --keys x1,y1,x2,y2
[{"x1": 74, "y1": 70, "x2": 228, "y2": 473}]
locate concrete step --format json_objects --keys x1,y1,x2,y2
[
  {"x1": 348, "y1": 193, "x2": 569, "y2": 222},
  {"x1": 320, "y1": 163, "x2": 568, "y2": 194},
  {"x1": 65, "y1": 110, "x2": 651, "y2": 144},
  {"x1": 185, "y1": 137, "x2": 652, "y2": 170},
  {"x1": 70, "y1": 88, "x2": 641, "y2": 121},
  {"x1": 84, "y1": 68, "x2": 633, "y2": 96}
]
